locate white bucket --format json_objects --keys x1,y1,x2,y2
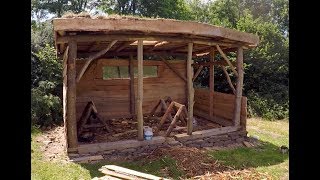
[{"x1": 143, "y1": 126, "x2": 153, "y2": 140}]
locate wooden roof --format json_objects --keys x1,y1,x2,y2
[{"x1": 53, "y1": 16, "x2": 259, "y2": 57}]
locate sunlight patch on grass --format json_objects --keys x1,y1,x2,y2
[{"x1": 81, "y1": 156, "x2": 183, "y2": 179}]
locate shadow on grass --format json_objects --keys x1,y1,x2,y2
[
  {"x1": 207, "y1": 140, "x2": 289, "y2": 169},
  {"x1": 79, "y1": 156, "x2": 183, "y2": 179}
]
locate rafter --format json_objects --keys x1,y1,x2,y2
[
  {"x1": 146, "y1": 41, "x2": 170, "y2": 52},
  {"x1": 86, "y1": 41, "x2": 101, "y2": 52},
  {"x1": 115, "y1": 41, "x2": 135, "y2": 52}
]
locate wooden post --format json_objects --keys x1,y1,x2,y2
[
  {"x1": 62, "y1": 46, "x2": 68, "y2": 150},
  {"x1": 209, "y1": 48, "x2": 214, "y2": 118},
  {"x1": 129, "y1": 54, "x2": 135, "y2": 116},
  {"x1": 66, "y1": 40, "x2": 78, "y2": 149},
  {"x1": 187, "y1": 43, "x2": 194, "y2": 135},
  {"x1": 233, "y1": 47, "x2": 244, "y2": 126},
  {"x1": 137, "y1": 40, "x2": 144, "y2": 141}
]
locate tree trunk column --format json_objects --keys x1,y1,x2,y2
[
  {"x1": 233, "y1": 47, "x2": 244, "y2": 126},
  {"x1": 209, "y1": 48, "x2": 215, "y2": 118},
  {"x1": 66, "y1": 40, "x2": 78, "y2": 149},
  {"x1": 187, "y1": 43, "x2": 194, "y2": 135},
  {"x1": 137, "y1": 40, "x2": 144, "y2": 141}
]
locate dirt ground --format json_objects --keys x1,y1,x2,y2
[
  {"x1": 34, "y1": 125, "x2": 69, "y2": 163},
  {"x1": 80, "y1": 115, "x2": 222, "y2": 144},
  {"x1": 35, "y1": 126, "x2": 273, "y2": 179}
]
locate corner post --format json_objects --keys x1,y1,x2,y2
[
  {"x1": 233, "y1": 47, "x2": 244, "y2": 126},
  {"x1": 187, "y1": 43, "x2": 194, "y2": 135},
  {"x1": 137, "y1": 40, "x2": 144, "y2": 140},
  {"x1": 66, "y1": 40, "x2": 78, "y2": 149}
]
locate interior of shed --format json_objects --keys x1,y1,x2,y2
[{"x1": 54, "y1": 17, "x2": 258, "y2": 150}]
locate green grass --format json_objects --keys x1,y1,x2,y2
[
  {"x1": 32, "y1": 129, "x2": 92, "y2": 180},
  {"x1": 207, "y1": 118, "x2": 289, "y2": 179},
  {"x1": 80, "y1": 156, "x2": 183, "y2": 179},
  {"x1": 31, "y1": 126, "x2": 182, "y2": 179},
  {"x1": 31, "y1": 118, "x2": 289, "y2": 179}
]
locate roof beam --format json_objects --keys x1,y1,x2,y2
[
  {"x1": 216, "y1": 45, "x2": 239, "y2": 77},
  {"x1": 193, "y1": 61, "x2": 236, "y2": 67},
  {"x1": 53, "y1": 18, "x2": 259, "y2": 45},
  {"x1": 170, "y1": 44, "x2": 188, "y2": 53},
  {"x1": 115, "y1": 41, "x2": 135, "y2": 52},
  {"x1": 146, "y1": 41, "x2": 170, "y2": 52},
  {"x1": 86, "y1": 41, "x2": 101, "y2": 51},
  {"x1": 56, "y1": 34, "x2": 240, "y2": 48},
  {"x1": 76, "y1": 40, "x2": 118, "y2": 82}
]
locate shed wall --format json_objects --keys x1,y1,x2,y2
[
  {"x1": 194, "y1": 88, "x2": 247, "y2": 127},
  {"x1": 76, "y1": 59, "x2": 187, "y2": 121}
]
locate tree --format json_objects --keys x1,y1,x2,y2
[{"x1": 98, "y1": 0, "x2": 192, "y2": 20}]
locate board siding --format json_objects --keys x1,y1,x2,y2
[
  {"x1": 194, "y1": 88, "x2": 247, "y2": 127},
  {"x1": 76, "y1": 59, "x2": 187, "y2": 121}
]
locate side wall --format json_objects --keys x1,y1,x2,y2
[
  {"x1": 194, "y1": 88, "x2": 247, "y2": 127},
  {"x1": 76, "y1": 59, "x2": 187, "y2": 121}
]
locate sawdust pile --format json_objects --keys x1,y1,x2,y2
[{"x1": 147, "y1": 146, "x2": 227, "y2": 178}]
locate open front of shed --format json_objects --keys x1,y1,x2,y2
[{"x1": 53, "y1": 16, "x2": 259, "y2": 155}]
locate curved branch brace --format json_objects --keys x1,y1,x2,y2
[
  {"x1": 76, "y1": 40, "x2": 118, "y2": 82},
  {"x1": 221, "y1": 66, "x2": 236, "y2": 94},
  {"x1": 216, "y1": 45, "x2": 239, "y2": 77}
]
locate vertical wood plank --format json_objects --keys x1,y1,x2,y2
[
  {"x1": 63, "y1": 46, "x2": 68, "y2": 150},
  {"x1": 129, "y1": 54, "x2": 135, "y2": 116},
  {"x1": 209, "y1": 48, "x2": 215, "y2": 118},
  {"x1": 187, "y1": 43, "x2": 194, "y2": 135},
  {"x1": 233, "y1": 47, "x2": 244, "y2": 126},
  {"x1": 137, "y1": 40, "x2": 144, "y2": 141},
  {"x1": 67, "y1": 40, "x2": 78, "y2": 149}
]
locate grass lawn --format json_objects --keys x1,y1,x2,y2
[
  {"x1": 31, "y1": 118, "x2": 289, "y2": 179},
  {"x1": 208, "y1": 118, "x2": 289, "y2": 179}
]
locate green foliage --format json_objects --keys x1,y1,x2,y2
[
  {"x1": 99, "y1": 0, "x2": 192, "y2": 20},
  {"x1": 188, "y1": 0, "x2": 289, "y2": 120},
  {"x1": 31, "y1": 43, "x2": 63, "y2": 126},
  {"x1": 31, "y1": 21, "x2": 54, "y2": 52},
  {"x1": 31, "y1": 81, "x2": 62, "y2": 126}
]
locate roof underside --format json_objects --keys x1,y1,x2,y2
[{"x1": 53, "y1": 16, "x2": 259, "y2": 58}]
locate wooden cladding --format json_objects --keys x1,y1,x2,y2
[
  {"x1": 75, "y1": 59, "x2": 187, "y2": 121},
  {"x1": 194, "y1": 88, "x2": 247, "y2": 127}
]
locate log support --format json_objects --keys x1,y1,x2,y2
[
  {"x1": 187, "y1": 43, "x2": 194, "y2": 135},
  {"x1": 209, "y1": 48, "x2": 214, "y2": 118},
  {"x1": 233, "y1": 47, "x2": 244, "y2": 126},
  {"x1": 66, "y1": 40, "x2": 78, "y2": 149},
  {"x1": 137, "y1": 40, "x2": 144, "y2": 141}
]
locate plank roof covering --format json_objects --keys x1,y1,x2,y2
[{"x1": 53, "y1": 15, "x2": 259, "y2": 56}]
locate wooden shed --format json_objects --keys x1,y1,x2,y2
[{"x1": 53, "y1": 16, "x2": 259, "y2": 154}]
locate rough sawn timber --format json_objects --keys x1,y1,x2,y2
[{"x1": 53, "y1": 18, "x2": 259, "y2": 46}]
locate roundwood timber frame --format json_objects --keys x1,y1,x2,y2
[{"x1": 53, "y1": 17, "x2": 259, "y2": 152}]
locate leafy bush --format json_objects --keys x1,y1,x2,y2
[
  {"x1": 31, "y1": 42, "x2": 63, "y2": 126},
  {"x1": 247, "y1": 92, "x2": 288, "y2": 120},
  {"x1": 31, "y1": 81, "x2": 62, "y2": 126}
]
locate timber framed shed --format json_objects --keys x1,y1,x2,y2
[{"x1": 53, "y1": 15, "x2": 259, "y2": 154}]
